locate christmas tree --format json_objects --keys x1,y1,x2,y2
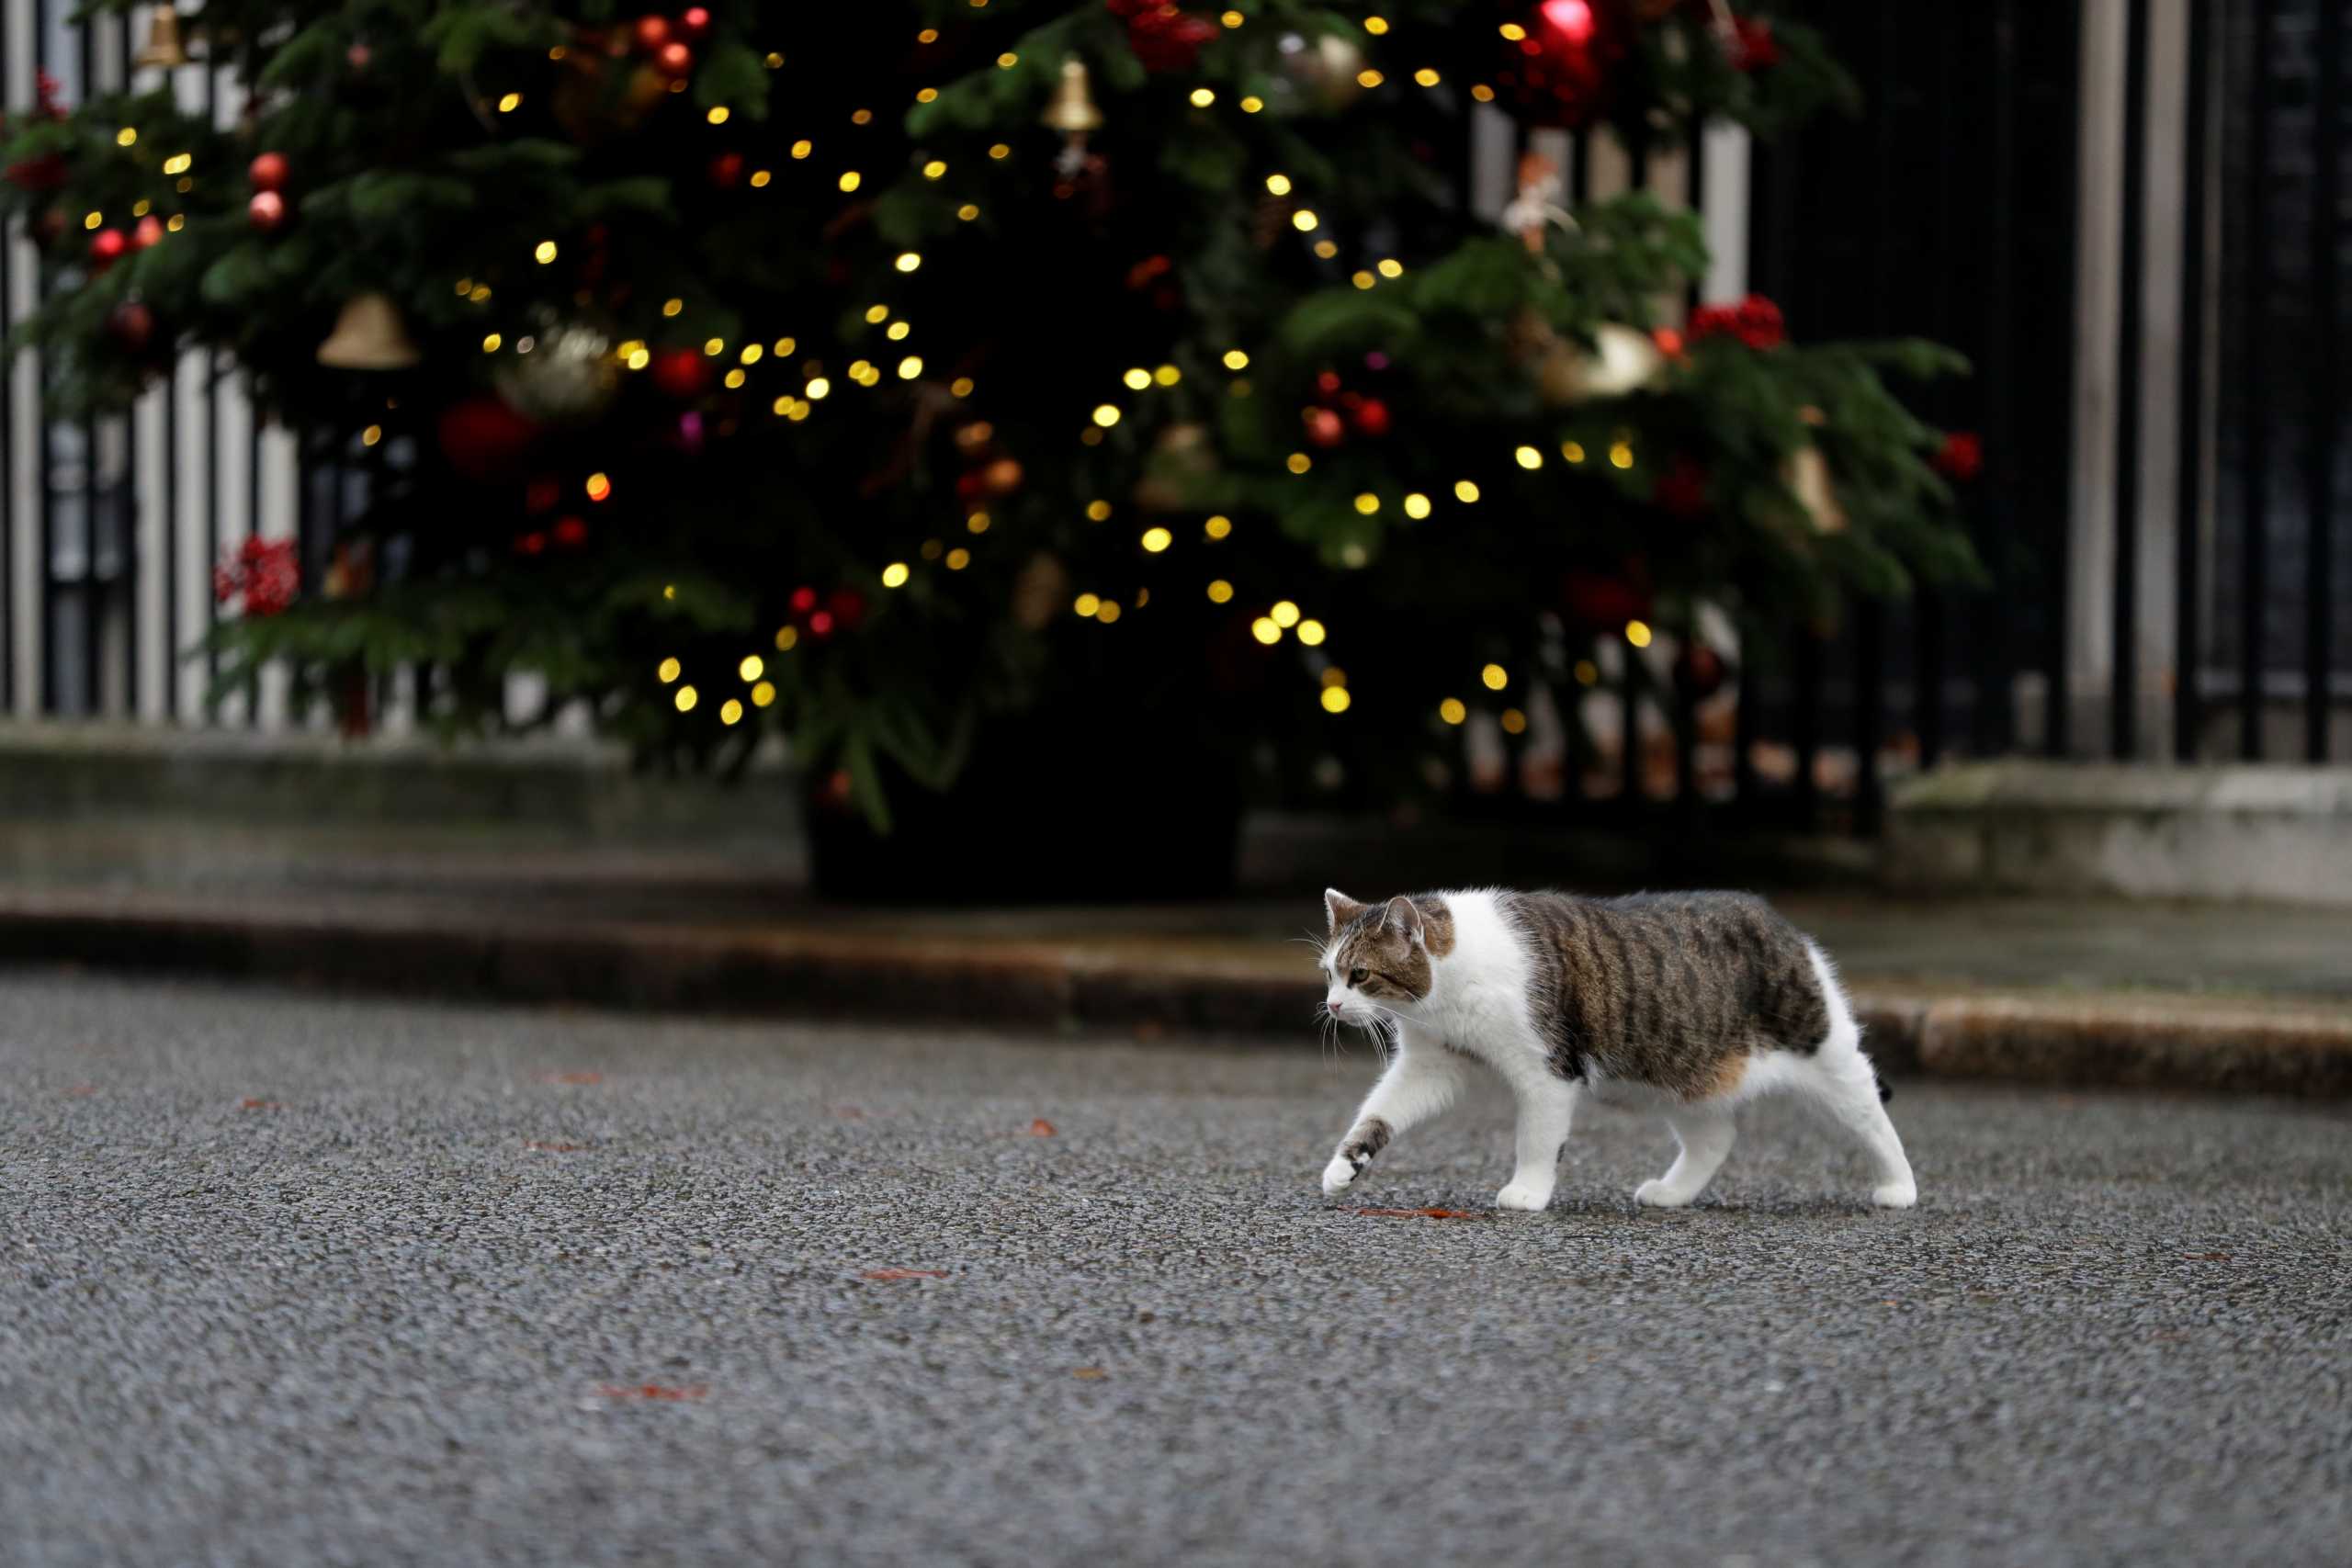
[{"x1": 3, "y1": 1, "x2": 1974, "y2": 860}]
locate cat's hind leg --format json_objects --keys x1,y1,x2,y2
[
  {"x1": 1634, "y1": 1108, "x2": 1736, "y2": 1208},
  {"x1": 1795, "y1": 939, "x2": 1917, "y2": 1208}
]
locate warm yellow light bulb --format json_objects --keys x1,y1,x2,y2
[
  {"x1": 1440, "y1": 698, "x2": 1467, "y2": 726},
  {"x1": 1286, "y1": 454, "x2": 1312, "y2": 475},
  {"x1": 1291, "y1": 209, "x2": 1319, "y2": 232},
  {"x1": 741, "y1": 344, "x2": 763, "y2": 365},
  {"x1": 481, "y1": 333, "x2": 503, "y2": 353},
  {"x1": 1625, "y1": 620, "x2": 1653, "y2": 649},
  {"x1": 585, "y1": 473, "x2": 611, "y2": 502},
  {"x1": 1271, "y1": 600, "x2": 1302, "y2": 628},
  {"x1": 1223, "y1": 349, "x2": 1250, "y2": 371},
  {"x1": 792, "y1": 140, "x2": 813, "y2": 159},
  {"x1": 839, "y1": 171, "x2": 862, "y2": 192},
  {"x1": 1377, "y1": 258, "x2": 1404, "y2": 278},
  {"x1": 1357, "y1": 69, "x2": 1384, "y2": 88},
  {"x1": 1208, "y1": 579, "x2": 1235, "y2": 603},
  {"x1": 881, "y1": 562, "x2": 910, "y2": 588},
  {"x1": 1141, "y1": 526, "x2": 1172, "y2": 554},
  {"x1": 1321, "y1": 686, "x2": 1351, "y2": 714},
  {"x1": 895, "y1": 253, "x2": 922, "y2": 272},
  {"x1": 1364, "y1": 16, "x2": 1391, "y2": 34},
  {"x1": 1091, "y1": 404, "x2": 1122, "y2": 428},
  {"x1": 1414, "y1": 68, "x2": 1440, "y2": 87},
  {"x1": 1481, "y1": 663, "x2": 1508, "y2": 691},
  {"x1": 675, "y1": 685, "x2": 699, "y2": 712},
  {"x1": 1515, "y1": 445, "x2": 1543, "y2": 469},
  {"x1": 1189, "y1": 87, "x2": 1216, "y2": 107},
  {"x1": 1204, "y1": 515, "x2": 1232, "y2": 539},
  {"x1": 707, "y1": 107, "x2": 729, "y2": 125},
  {"x1": 922, "y1": 159, "x2": 947, "y2": 179},
  {"x1": 1352, "y1": 271, "x2": 1376, "y2": 290},
  {"x1": 1153, "y1": 365, "x2": 1181, "y2": 386},
  {"x1": 887, "y1": 321, "x2": 910, "y2": 341},
  {"x1": 1501, "y1": 708, "x2": 1527, "y2": 735},
  {"x1": 720, "y1": 699, "x2": 744, "y2": 726},
  {"x1": 1074, "y1": 593, "x2": 1102, "y2": 618},
  {"x1": 1096, "y1": 600, "x2": 1122, "y2": 624},
  {"x1": 1455, "y1": 479, "x2": 1481, "y2": 503},
  {"x1": 1085, "y1": 500, "x2": 1113, "y2": 522},
  {"x1": 775, "y1": 626, "x2": 800, "y2": 651},
  {"x1": 1404, "y1": 493, "x2": 1431, "y2": 520},
  {"x1": 807, "y1": 377, "x2": 831, "y2": 399},
  {"x1": 1123, "y1": 367, "x2": 1151, "y2": 390},
  {"x1": 1250, "y1": 617, "x2": 1282, "y2": 645},
  {"x1": 739, "y1": 655, "x2": 764, "y2": 682},
  {"x1": 1610, "y1": 442, "x2": 1634, "y2": 469},
  {"x1": 1239, "y1": 95, "x2": 1264, "y2": 113},
  {"x1": 945, "y1": 548, "x2": 970, "y2": 570},
  {"x1": 658, "y1": 658, "x2": 682, "y2": 683},
  {"x1": 1353, "y1": 493, "x2": 1380, "y2": 515},
  {"x1": 752, "y1": 682, "x2": 776, "y2": 707},
  {"x1": 1297, "y1": 619, "x2": 1327, "y2": 647},
  {"x1": 1563, "y1": 441, "x2": 1587, "y2": 464},
  {"x1": 751, "y1": 169, "x2": 771, "y2": 186},
  {"x1": 898, "y1": 356, "x2": 923, "y2": 378},
  {"x1": 498, "y1": 93, "x2": 521, "y2": 113}
]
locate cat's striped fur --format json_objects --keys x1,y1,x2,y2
[{"x1": 1317, "y1": 887, "x2": 1916, "y2": 1213}]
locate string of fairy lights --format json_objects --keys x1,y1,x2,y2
[{"x1": 621, "y1": 7, "x2": 1661, "y2": 734}]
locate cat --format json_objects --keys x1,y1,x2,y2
[{"x1": 1315, "y1": 887, "x2": 1917, "y2": 1213}]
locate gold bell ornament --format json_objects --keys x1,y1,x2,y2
[
  {"x1": 316, "y1": 293, "x2": 423, "y2": 370},
  {"x1": 135, "y1": 6, "x2": 194, "y2": 69},
  {"x1": 1041, "y1": 56, "x2": 1102, "y2": 175}
]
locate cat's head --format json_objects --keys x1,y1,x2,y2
[{"x1": 1319, "y1": 889, "x2": 1436, "y2": 1023}]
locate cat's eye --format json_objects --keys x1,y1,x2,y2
[{"x1": 1348, "y1": 966, "x2": 1368, "y2": 986}]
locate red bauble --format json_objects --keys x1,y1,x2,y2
[
  {"x1": 107, "y1": 299, "x2": 156, "y2": 353},
  {"x1": 1349, "y1": 398, "x2": 1392, "y2": 438},
  {"x1": 1932, "y1": 431, "x2": 1984, "y2": 482},
  {"x1": 1494, "y1": 0, "x2": 1636, "y2": 130},
  {"x1": 632, "y1": 14, "x2": 672, "y2": 51},
  {"x1": 247, "y1": 190, "x2": 287, "y2": 231},
  {"x1": 88, "y1": 227, "x2": 128, "y2": 268},
  {"x1": 248, "y1": 152, "x2": 289, "y2": 192},
  {"x1": 1302, "y1": 407, "x2": 1345, "y2": 448},
  {"x1": 437, "y1": 395, "x2": 543, "y2": 481},
  {"x1": 130, "y1": 215, "x2": 164, "y2": 251},
  {"x1": 552, "y1": 516, "x2": 589, "y2": 547},
  {"x1": 1116, "y1": 4, "x2": 1218, "y2": 73},
  {"x1": 1729, "y1": 16, "x2": 1778, "y2": 72},
  {"x1": 1314, "y1": 369, "x2": 1342, "y2": 397},
  {"x1": 708, "y1": 152, "x2": 744, "y2": 187},
  {"x1": 1690, "y1": 293, "x2": 1786, "y2": 351},
  {"x1": 5, "y1": 152, "x2": 67, "y2": 192},
  {"x1": 650, "y1": 346, "x2": 712, "y2": 400},
  {"x1": 789, "y1": 585, "x2": 819, "y2": 615},
  {"x1": 678, "y1": 6, "x2": 711, "y2": 39},
  {"x1": 1652, "y1": 456, "x2": 1710, "y2": 519},
  {"x1": 655, "y1": 40, "x2": 693, "y2": 76}
]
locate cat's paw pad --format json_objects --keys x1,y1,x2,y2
[
  {"x1": 1320, "y1": 1156, "x2": 1359, "y2": 1197},
  {"x1": 1870, "y1": 1180, "x2": 1917, "y2": 1210},
  {"x1": 1634, "y1": 1179, "x2": 1692, "y2": 1209},
  {"x1": 1494, "y1": 1181, "x2": 1553, "y2": 1212}
]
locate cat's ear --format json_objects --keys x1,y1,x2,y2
[
  {"x1": 1383, "y1": 896, "x2": 1425, "y2": 945},
  {"x1": 1325, "y1": 887, "x2": 1368, "y2": 932}
]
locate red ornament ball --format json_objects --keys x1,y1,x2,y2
[
  {"x1": 130, "y1": 215, "x2": 164, "y2": 251},
  {"x1": 632, "y1": 14, "x2": 672, "y2": 51},
  {"x1": 678, "y1": 6, "x2": 711, "y2": 40},
  {"x1": 1493, "y1": 0, "x2": 1636, "y2": 130},
  {"x1": 247, "y1": 190, "x2": 287, "y2": 231},
  {"x1": 552, "y1": 516, "x2": 589, "y2": 547},
  {"x1": 88, "y1": 227, "x2": 128, "y2": 268},
  {"x1": 1933, "y1": 431, "x2": 1984, "y2": 482},
  {"x1": 1302, "y1": 407, "x2": 1345, "y2": 448},
  {"x1": 248, "y1": 152, "x2": 289, "y2": 192},
  {"x1": 107, "y1": 299, "x2": 156, "y2": 354},
  {"x1": 437, "y1": 395, "x2": 543, "y2": 481},
  {"x1": 655, "y1": 40, "x2": 694, "y2": 76},
  {"x1": 650, "y1": 346, "x2": 712, "y2": 400},
  {"x1": 789, "y1": 585, "x2": 819, "y2": 615},
  {"x1": 1349, "y1": 398, "x2": 1392, "y2": 438},
  {"x1": 708, "y1": 152, "x2": 744, "y2": 187}
]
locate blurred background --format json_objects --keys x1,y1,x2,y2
[{"x1": 0, "y1": 0, "x2": 2344, "y2": 926}]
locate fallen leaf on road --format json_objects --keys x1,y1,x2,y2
[
  {"x1": 594, "y1": 1383, "x2": 707, "y2": 1401},
  {"x1": 861, "y1": 1268, "x2": 949, "y2": 1281},
  {"x1": 526, "y1": 1140, "x2": 588, "y2": 1153},
  {"x1": 1351, "y1": 1206, "x2": 1482, "y2": 1220},
  {"x1": 240, "y1": 1099, "x2": 283, "y2": 1111},
  {"x1": 830, "y1": 1105, "x2": 868, "y2": 1120},
  {"x1": 1072, "y1": 1367, "x2": 1107, "y2": 1381},
  {"x1": 541, "y1": 1071, "x2": 604, "y2": 1086},
  {"x1": 63, "y1": 1085, "x2": 97, "y2": 1097},
  {"x1": 1022, "y1": 1119, "x2": 1057, "y2": 1137}
]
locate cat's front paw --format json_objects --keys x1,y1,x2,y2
[
  {"x1": 1320, "y1": 1155, "x2": 1360, "y2": 1197},
  {"x1": 1634, "y1": 1179, "x2": 1692, "y2": 1209},
  {"x1": 1870, "y1": 1180, "x2": 1918, "y2": 1210},
  {"x1": 1494, "y1": 1180, "x2": 1553, "y2": 1212}
]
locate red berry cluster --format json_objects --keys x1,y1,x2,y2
[
  {"x1": 786, "y1": 582, "x2": 865, "y2": 641},
  {"x1": 1302, "y1": 368, "x2": 1390, "y2": 447},
  {"x1": 213, "y1": 537, "x2": 300, "y2": 617},
  {"x1": 1688, "y1": 294, "x2": 1785, "y2": 351},
  {"x1": 1105, "y1": 2, "x2": 1217, "y2": 73}
]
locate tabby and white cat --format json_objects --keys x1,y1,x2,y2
[{"x1": 1316, "y1": 887, "x2": 1916, "y2": 1212}]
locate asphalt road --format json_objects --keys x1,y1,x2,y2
[{"x1": 3, "y1": 973, "x2": 2346, "y2": 1568}]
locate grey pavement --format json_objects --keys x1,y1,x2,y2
[{"x1": 3, "y1": 972, "x2": 2347, "y2": 1568}]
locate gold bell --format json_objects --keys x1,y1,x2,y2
[
  {"x1": 1040, "y1": 56, "x2": 1102, "y2": 134},
  {"x1": 135, "y1": 6, "x2": 194, "y2": 70},
  {"x1": 316, "y1": 293, "x2": 422, "y2": 370}
]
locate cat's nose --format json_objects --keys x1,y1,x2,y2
[{"x1": 1327, "y1": 999, "x2": 1344, "y2": 1013}]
